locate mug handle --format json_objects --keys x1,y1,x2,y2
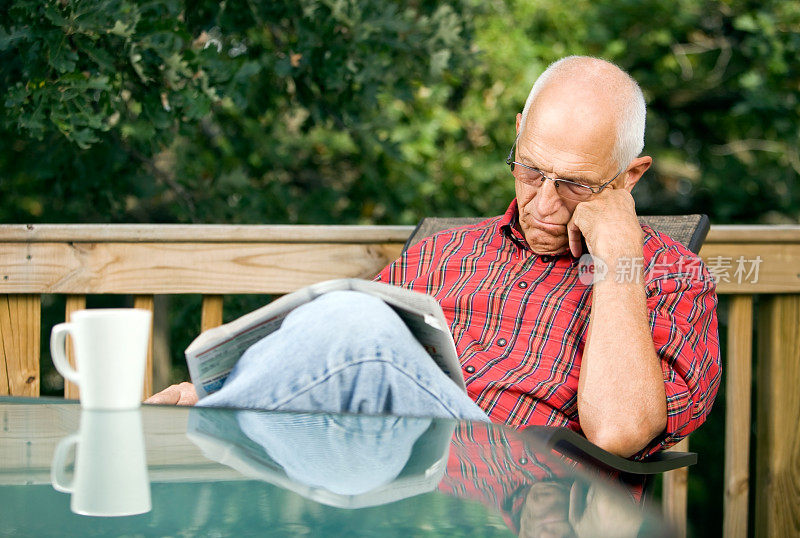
[
  {"x1": 50, "y1": 323, "x2": 80, "y2": 385},
  {"x1": 50, "y1": 433, "x2": 79, "y2": 493}
]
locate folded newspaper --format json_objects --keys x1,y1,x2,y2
[{"x1": 186, "y1": 278, "x2": 467, "y2": 399}]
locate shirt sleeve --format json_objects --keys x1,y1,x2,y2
[{"x1": 635, "y1": 244, "x2": 722, "y2": 459}]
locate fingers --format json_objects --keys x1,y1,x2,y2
[
  {"x1": 176, "y1": 382, "x2": 199, "y2": 406},
  {"x1": 567, "y1": 206, "x2": 586, "y2": 258},
  {"x1": 568, "y1": 191, "x2": 640, "y2": 259},
  {"x1": 568, "y1": 219, "x2": 583, "y2": 258},
  {"x1": 144, "y1": 385, "x2": 180, "y2": 405},
  {"x1": 144, "y1": 382, "x2": 197, "y2": 406}
]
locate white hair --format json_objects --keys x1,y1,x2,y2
[{"x1": 519, "y1": 56, "x2": 646, "y2": 170}]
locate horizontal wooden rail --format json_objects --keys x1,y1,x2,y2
[
  {"x1": 0, "y1": 224, "x2": 798, "y2": 295},
  {"x1": 0, "y1": 224, "x2": 415, "y2": 243},
  {"x1": 0, "y1": 242, "x2": 405, "y2": 294},
  {"x1": 3, "y1": 223, "x2": 799, "y2": 242},
  {"x1": 699, "y1": 242, "x2": 800, "y2": 293},
  {"x1": 705, "y1": 225, "x2": 800, "y2": 243}
]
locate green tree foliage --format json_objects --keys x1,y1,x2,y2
[
  {"x1": 0, "y1": 0, "x2": 221, "y2": 221},
  {"x1": 173, "y1": 1, "x2": 479, "y2": 224},
  {"x1": 3, "y1": 0, "x2": 798, "y2": 226},
  {"x1": 439, "y1": 0, "x2": 800, "y2": 223},
  {"x1": 546, "y1": 0, "x2": 800, "y2": 222},
  {"x1": 0, "y1": 0, "x2": 478, "y2": 223},
  {"x1": 2, "y1": 0, "x2": 798, "y2": 225}
]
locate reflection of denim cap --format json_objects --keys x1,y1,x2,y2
[{"x1": 237, "y1": 412, "x2": 430, "y2": 496}]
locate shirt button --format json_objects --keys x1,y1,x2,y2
[
  {"x1": 497, "y1": 338, "x2": 507, "y2": 347},
  {"x1": 540, "y1": 255, "x2": 553, "y2": 263},
  {"x1": 517, "y1": 281, "x2": 528, "y2": 289},
  {"x1": 519, "y1": 457, "x2": 528, "y2": 465},
  {"x1": 465, "y1": 365, "x2": 476, "y2": 374}
]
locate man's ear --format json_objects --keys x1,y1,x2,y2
[
  {"x1": 516, "y1": 113, "x2": 522, "y2": 134},
  {"x1": 620, "y1": 156, "x2": 652, "y2": 192}
]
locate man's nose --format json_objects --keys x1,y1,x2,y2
[{"x1": 534, "y1": 178, "x2": 565, "y2": 215}]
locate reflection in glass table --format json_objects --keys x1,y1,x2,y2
[{"x1": 1, "y1": 398, "x2": 672, "y2": 537}]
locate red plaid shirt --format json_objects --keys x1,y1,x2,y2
[
  {"x1": 439, "y1": 422, "x2": 569, "y2": 533},
  {"x1": 376, "y1": 200, "x2": 721, "y2": 457}
]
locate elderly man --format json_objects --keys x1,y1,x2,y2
[{"x1": 149, "y1": 56, "x2": 720, "y2": 459}]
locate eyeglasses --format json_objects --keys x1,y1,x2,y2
[{"x1": 505, "y1": 134, "x2": 623, "y2": 202}]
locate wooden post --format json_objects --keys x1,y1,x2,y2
[
  {"x1": 63, "y1": 295, "x2": 87, "y2": 399},
  {"x1": 724, "y1": 295, "x2": 753, "y2": 538},
  {"x1": 134, "y1": 295, "x2": 155, "y2": 399},
  {"x1": 662, "y1": 437, "x2": 690, "y2": 538},
  {"x1": 0, "y1": 295, "x2": 41, "y2": 396},
  {"x1": 152, "y1": 295, "x2": 171, "y2": 394},
  {"x1": 755, "y1": 294, "x2": 800, "y2": 538},
  {"x1": 201, "y1": 295, "x2": 224, "y2": 332}
]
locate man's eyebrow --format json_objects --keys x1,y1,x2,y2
[
  {"x1": 518, "y1": 155, "x2": 592, "y2": 185},
  {"x1": 560, "y1": 173, "x2": 593, "y2": 186}
]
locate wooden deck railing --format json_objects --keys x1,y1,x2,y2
[{"x1": 1, "y1": 223, "x2": 799, "y2": 537}]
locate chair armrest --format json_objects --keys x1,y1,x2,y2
[{"x1": 523, "y1": 426, "x2": 696, "y2": 475}]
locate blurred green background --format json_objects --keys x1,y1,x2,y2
[{"x1": 3, "y1": 1, "x2": 798, "y2": 535}]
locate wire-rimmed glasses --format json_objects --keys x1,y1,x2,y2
[{"x1": 506, "y1": 135, "x2": 622, "y2": 202}]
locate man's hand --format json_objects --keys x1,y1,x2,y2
[
  {"x1": 566, "y1": 189, "x2": 643, "y2": 259},
  {"x1": 144, "y1": 382, "x2": 198, "y2": 406}
]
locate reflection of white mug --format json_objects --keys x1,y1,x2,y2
[
  {"x1": 50, "y1": 309, "x2": 151, "y2": 409},
  {"x1": 50, "y1": 410, "x2": 151, "y2": 517}
]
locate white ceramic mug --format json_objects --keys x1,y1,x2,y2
[
  {"x1": 50, "y1": 308, "x2": 151, "y2": 410},
  {"x1": 50, "y1": 409, "x2": 152, "y2": 517}
]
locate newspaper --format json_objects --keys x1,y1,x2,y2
[{"x1": 186, "y1": 278, "x2": 466, "y2": 399}]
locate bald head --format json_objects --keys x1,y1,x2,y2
[{"x1": 519, "y1": 56, "x2": 646, "y2": 170}]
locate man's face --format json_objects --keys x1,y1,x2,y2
[{"x1": 513, "y1": 90, "x2": 622, "y2": 255}]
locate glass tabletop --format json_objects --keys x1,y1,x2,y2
[{"x1": 0, "y1": 398, "x2": 671, "y2": 537}]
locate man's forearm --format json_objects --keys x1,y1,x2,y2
[{"x1": 577, "y1": 256, "x2": 667, "y2": 457}]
